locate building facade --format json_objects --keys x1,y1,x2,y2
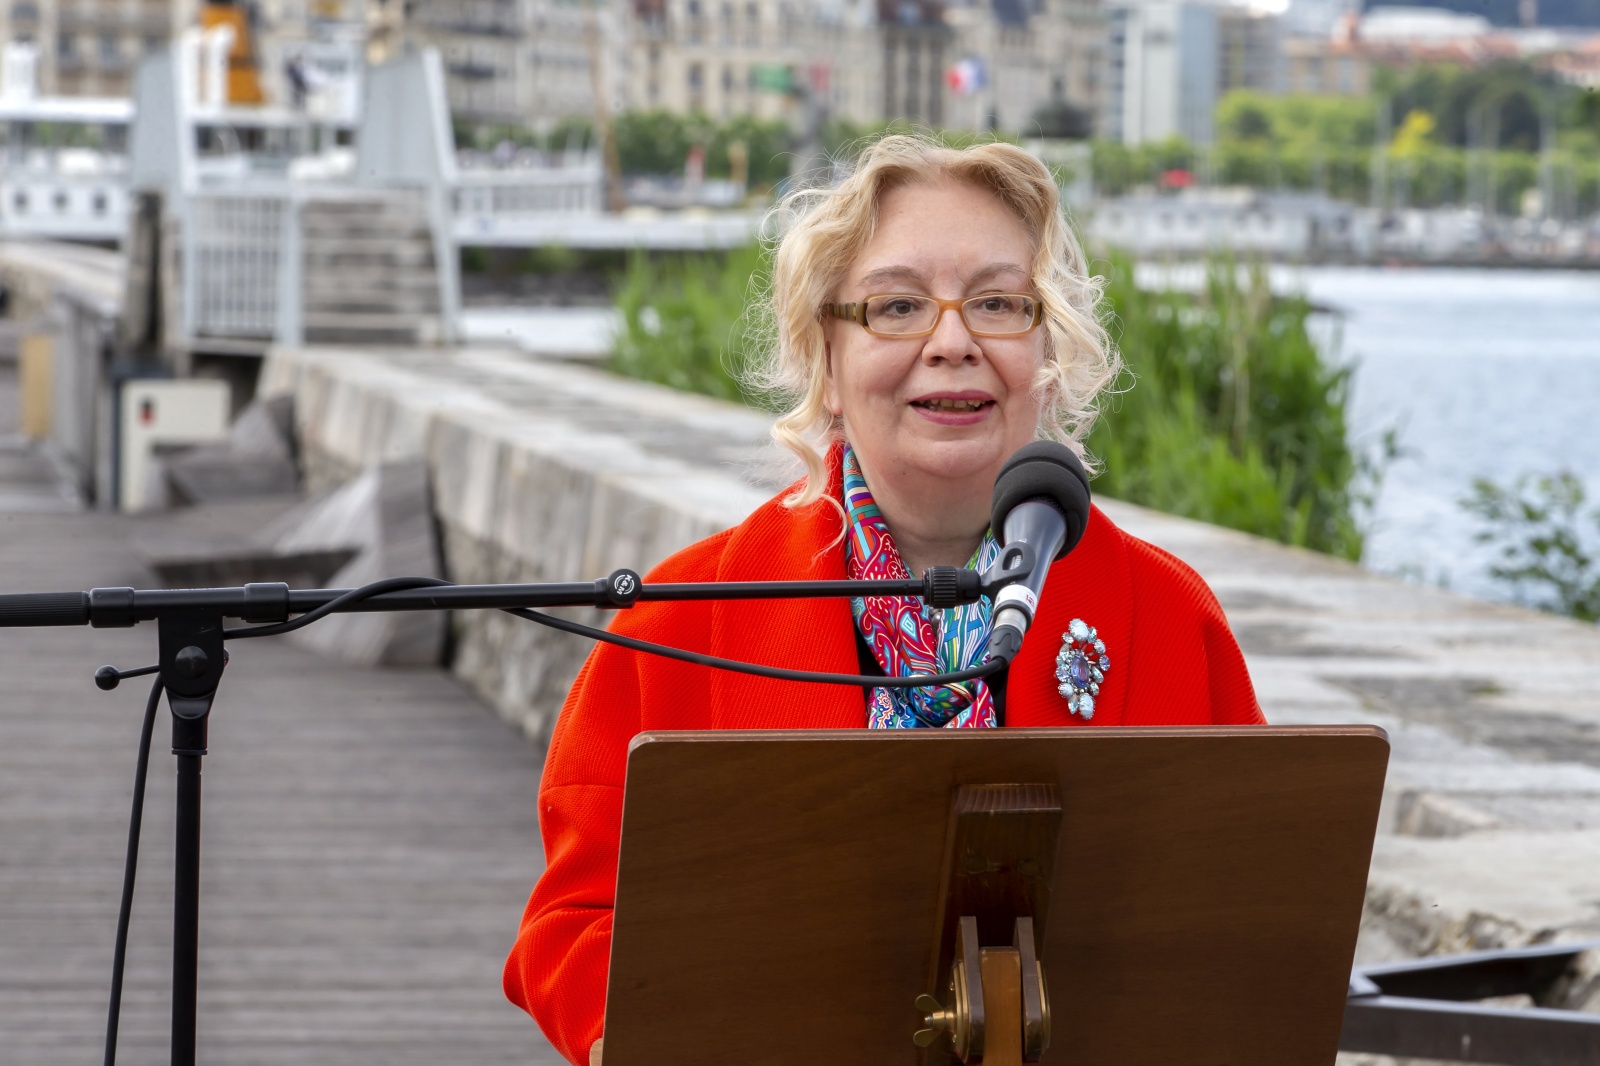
[
  {"x1": 1106, "y1": 1, "x2": 1217, "y2": 145},
  {"x1": 620, "y1": 0, "x2": 881, "y2": 124},
  {"x1": 943, "y1": 0, "x2": 1105, "y2": 134},
  {"x1": 0, "y1": 0, "x2": 192, "y2": 97}
]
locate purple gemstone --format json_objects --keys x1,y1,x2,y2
[{"x1": 1069, "y1": 655, "x2": 1092, "y2": 687}]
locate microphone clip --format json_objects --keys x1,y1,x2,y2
[{"x1": 978, "y1": 542, "x2": 1036, "y2": 599}]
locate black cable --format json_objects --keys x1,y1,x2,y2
[
  {"x1": 222, "y1": 576, "x2": 452, "y2": 639},
  {"x1": 225, "y1": 574, "x2": 1003, "y2": 685},
  {"x1": 103, "y1": 674, "x2": 164, "y2": 1066},
  {"x1": 505, "y1": 607, "x2": 1006, "y2": 688}
]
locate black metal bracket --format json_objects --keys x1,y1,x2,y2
[
  {"x1": 1341, "y1": 941, "x2": 1600, "y2": 1065},
  {"x1": 158, "y1": 611, "x2": 224, "y2": 753}
]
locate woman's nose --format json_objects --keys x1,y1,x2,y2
[{"x1": 920, "y1": 305, "x2": 981, "y2": 364}]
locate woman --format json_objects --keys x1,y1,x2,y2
[{"x1": 503, "y1": 135, "x2": 1264, "y2": 1065}]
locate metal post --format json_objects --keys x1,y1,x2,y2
[
  {"x1": 157, "y1": 610, "x2": 225, "y2": 1066},
  {"x1": 170, "y1": 751, "x2": 203, "y2": 1066}
]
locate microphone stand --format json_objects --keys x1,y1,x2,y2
[{"x1": 0, "y1": 557, "x2": 1032, "y2": 1066}]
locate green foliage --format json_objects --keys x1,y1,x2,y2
[
  {"x1": 1091, "y1": 137, "x2": 1201, "y2": 195},
  {"x1": 1463, "y1": 472, "x2": 1600, "y2": 622},
  {"x1": 612, "y1": 110, "x2": 714, "y2": 176},
  {"x1": 608, "y1": 246, "x2": 770, "y2": 404},
  {"x1": 609, "y1": 110, "x2": 791, "y2": 186},
  {"x1": 545, "y1": 116, "x2": 596, "y2": 154},
  {"x1": 1216, "y1": 91, "x2": 1375, "y2": 151},
  {"x1": 606, "y1": 247, "x2": 1372, "y2": 558},
  {"x1": 1093, "y1": 105, "x2": 1600, "y2": 214},
  {"x1": 1093, "y1": 77, "x2": 1600, "y2": 213},
  {"x1": 1087, "y1": 255, "x2": 1370, "y2": 559},
  {"x1": 705, "y1": 114, "x2": 793, "y2": 186},
  {"x1": 1378, "y1": 60, "x2": 1560, "y2": 151}
]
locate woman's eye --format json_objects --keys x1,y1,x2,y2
[{"x1": 882, "y1": 299, "x2": 919, "y2": 317}]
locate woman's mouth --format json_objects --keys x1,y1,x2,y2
[
  {"x1": 913, "y1": 397, "x2": 992, "y2": 413},
  {"x1": 910, "y1": 394, "x2": 995, "y2": 424}
]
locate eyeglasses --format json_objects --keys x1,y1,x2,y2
[{"x1": 824, "y1": 293, "x2": 1043, "y2": 338}]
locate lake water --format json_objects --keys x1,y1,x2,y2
[{"x1": 1274, "y1": 267, "x2": 1600, "y2": 602}]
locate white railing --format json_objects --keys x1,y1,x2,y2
[
  {"x1": 183, "y1": 191, "x2": 289, "y2": 339},
  {"x1": 451, "y1": 161, "x2": 604, "y2": 242}
]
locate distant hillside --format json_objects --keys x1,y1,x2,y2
[{"x1": 1365, "y1": 0, "x2": 1600, "y2": 26}]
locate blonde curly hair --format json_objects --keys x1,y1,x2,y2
[{"x1": 744, "y1": 133, "x2": 1121, "y2": 510}]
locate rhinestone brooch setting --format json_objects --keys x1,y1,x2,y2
[{"x1": 1055, "y1": 618, "x2": 1109, "y2": 720}]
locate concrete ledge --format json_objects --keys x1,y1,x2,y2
[
  {"x1": 261, "y1": 344, "x2": 1600, "y2": 990},
  {"x1": 261, "y1": 345, "x2": 771, "y2": 737}
]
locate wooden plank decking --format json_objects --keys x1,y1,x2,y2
[{"x1": 0, "y1": 379, "x2": 564, "y2": 1062}]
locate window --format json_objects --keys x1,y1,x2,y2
[
  {"x1": 100, "y1": 33, "x2": 120, "y2": 63},
  {"x1": 722, "y1": 64, "x2": 733, "y2": 91},
  {"x1": 687, "y1": 62, "x2": 703, "y2": 90}
]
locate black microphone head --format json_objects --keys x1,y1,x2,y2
[{"x1": 990, "y1": 441, "x2": 1092, "y2": 559}]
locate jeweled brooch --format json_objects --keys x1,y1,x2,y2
[{"x1": 1056, "y1": 618, "x2": 1109, "y2": 720}]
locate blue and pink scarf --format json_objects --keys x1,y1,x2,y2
[{"x1": 843, "y1": 443, "x2": 999, "y2": 729}]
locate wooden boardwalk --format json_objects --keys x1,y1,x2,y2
[{"x1": 0, "y1": 396, "x2": 563, "y2": 1060}]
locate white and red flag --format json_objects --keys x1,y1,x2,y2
[{"x1": 944, "y1": 57, "x2": 987, "y2": 96}]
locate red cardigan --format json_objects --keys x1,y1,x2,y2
[{"x1": 503, "y1": 477, "x2": 1263, "y2": 1065}]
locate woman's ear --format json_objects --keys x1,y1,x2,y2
[{"x1": 822, "y1": 341, "x2": 843, "y2": 416}]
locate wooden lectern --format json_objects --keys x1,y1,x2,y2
[{"x1": 601, "y1": 726, "x2": 1388, "y2": 1065}]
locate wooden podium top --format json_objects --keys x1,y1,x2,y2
[{"x1": 603, "y1": 726, "x2": 1388, "y2": 1065}]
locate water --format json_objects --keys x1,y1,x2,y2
[{"x1": 1277, "y1": 267, "x2": 1600, "y2": 602}]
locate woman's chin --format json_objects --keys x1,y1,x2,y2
[{"x1": 896, "y1": 436, "x2": 1016, "y2": 485}]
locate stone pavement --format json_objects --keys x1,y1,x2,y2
[{"x1": 0, "y1": 368, "x2": 562, "y2": 1063}]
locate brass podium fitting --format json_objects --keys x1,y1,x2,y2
[
  {"x1": 916, "y1": 915, "x2": 983, "y2": 1057},
  {"x1": 914, "y1": 916, "x2": 1050, "y2": 1064}
]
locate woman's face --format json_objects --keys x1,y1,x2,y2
[{"x1": 824, "y1": 179, "x2": 1047, "y2": 494}]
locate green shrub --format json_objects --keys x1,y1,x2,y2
[
  {"x1": 608, "y1": 246, "x2": 769, "y2": 403},
  {"x1": 1462, "y1": 472, "x2": 1600, "y2": 622},
  {"x1": 1088, "y1": 255, "x2": 1371, "y2": 559}
]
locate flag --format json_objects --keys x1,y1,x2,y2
[{"x1": 944, "y1": 57, "x2": 987, "y2": 96}]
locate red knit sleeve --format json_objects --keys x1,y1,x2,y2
[
  {"x1": 1123, "y1": 534, "x2": 1266, "y2": 726},
  {"x1": 503, "y1": 530, "x2": 735, "y2": 1065},
  {"x1": 503, "y1": 648, "x2": 635, "y2": 1065}
]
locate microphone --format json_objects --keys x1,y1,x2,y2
[{"x1": 985, "y1": 441, "x2": 1092, "y2": 665}]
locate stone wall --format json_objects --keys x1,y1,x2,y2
[{"x1": 260, "y1": 345, "x2": 774, "y2": 742}]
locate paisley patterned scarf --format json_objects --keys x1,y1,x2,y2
[{"x1": 843, "y1": 443, "x2": 999, "y2": 729}]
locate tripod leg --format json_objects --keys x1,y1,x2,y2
[{"x1": 171, "y1": 751, "x2": 202, "y2": 1066}]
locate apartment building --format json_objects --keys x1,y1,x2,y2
[
  {"x1": 1105, "y1": 1, "x2": 1217, "y2": 144},
  {"x1": 622, "y1": 0, "x2": 880, "y2": 123},
  {"x1": 0, "y1": 0, "x2": 189, "y2": 97},
  {"x1": 621, "y1": 0, "x2": 1103, "y2": 131}
]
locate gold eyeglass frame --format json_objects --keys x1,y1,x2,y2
[{"x1": 824, "y1": 293, "x2": 1045, "y2": 339}]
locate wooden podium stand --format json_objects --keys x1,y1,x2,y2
[{"x1": 601, "y1": 726, "x2": 1388, "y2": 1066}]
